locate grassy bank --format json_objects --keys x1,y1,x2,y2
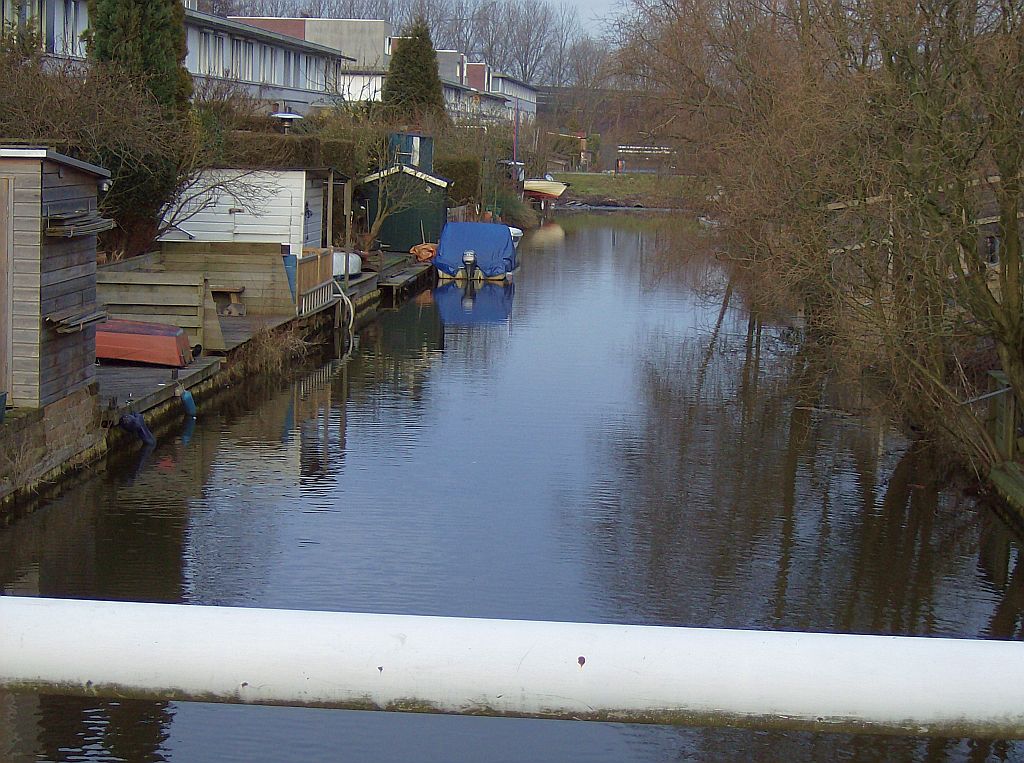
[{"x1": 554, "y1": 172, "x2": 707, "y2": 209}]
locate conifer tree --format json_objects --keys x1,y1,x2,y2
[
  {"x1": 381, "y1": 18, "x2": 446, "y2": 122},
  {"x1": 87, "y1": 0, "x2": 192, "y2": 112},
  {"x1": 85, "y1": 0, "x2": 193, "y2": 255}
]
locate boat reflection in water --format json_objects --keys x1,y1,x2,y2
[{"x1": 433, "y1": 280, "x2": 514, "y2": 326}]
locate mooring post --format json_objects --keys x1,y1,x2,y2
[{"x1": 1, "y1": 596, "x2": 1022, "y2": 738}]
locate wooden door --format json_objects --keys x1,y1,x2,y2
[{"x1": 0, "y1": 177, "x2": 10, "y2": 397}]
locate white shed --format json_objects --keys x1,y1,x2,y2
[{"x1": 159, "y1": 169, "x2": 331, "y2": 256}]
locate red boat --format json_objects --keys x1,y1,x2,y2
[{"x1": 96, "y1": 319, "x2": 197, "y2": 368}]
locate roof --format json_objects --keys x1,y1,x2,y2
[
  {"x1": 205, "y1": 165, "x2": 351, "y2": 181},
  {"x1": 0, "y1": 147, "x2": 110, "y2": 178},
  {"x1": 185, "y1": 9, "x2": 356, "y2": 62},
  {"x1": 492, "y1": 72, "x2": 536, "y2": 91},
  {"x1": 360, "y1": 164, "x2": 449, "y2": 188}
]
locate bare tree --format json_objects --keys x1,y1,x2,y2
[{"x1": 617, "y1": 0, "x2": 1024, "y2": 472}]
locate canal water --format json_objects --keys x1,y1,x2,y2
[{"x1": 2, "y1": 215, "x2": 1023, "y2": 761}]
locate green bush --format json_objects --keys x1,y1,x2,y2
[
  {"x1": 321, "y1": 138, "x2": 357, "y2": 177},
  {"x1": 223, "y1": 132, "x2": 322, "y2": 168},
  {"x1": 493, "y1": 186, "x2": 538, "y2": 229},
  {"x1": 435, "y1": 157, "x2": 481, "y2": 204}
]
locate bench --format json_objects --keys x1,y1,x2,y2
[{"x1": 210, "y1": 285, "x2": 246, "y2": 316}]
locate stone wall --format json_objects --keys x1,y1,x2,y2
[{"x1": 0, "y1": 383, "x2": 105, "y2": 509}]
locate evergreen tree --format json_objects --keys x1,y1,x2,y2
[
  {"x1": 381, "y1": 18, "x2": 446, "y2": 122},
  {"x1": 85, "y1": 0, "x2": 194, "y2": 255},
  {"x1": 87, "y1": 0, "x2": 192, "y2": 112}
]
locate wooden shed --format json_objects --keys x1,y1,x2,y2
[
  {"x1": 359, "y1": 165, "x2": 450, "y2": 254},
  {"x1": 0, "y1": 148, "x2": 111, "y2": 408},
  {"x1": 158, "y1": 168, "x2": 345, "y2": 256}
]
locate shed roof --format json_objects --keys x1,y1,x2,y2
[
  {"x1": 0, "y1": 147, "x2": 111, "y2": 178},
  {"x1": 360, "y1": 164, "x2": 450, "y2": 188}
]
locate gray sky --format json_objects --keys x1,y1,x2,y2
[{"x1": 572, "y1": 0, "x2": 622, "y2": 34}]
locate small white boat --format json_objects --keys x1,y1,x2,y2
[
  {"x1": 524, "y1": 175, "x2": 568, "y2": 201},
  {"x1": 507, "y1": 226, "x2": 523, "y2": 248}
]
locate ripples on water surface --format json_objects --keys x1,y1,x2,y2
[{"x1": 2, "y1": 215, "x2": 1023, "y2": 762}]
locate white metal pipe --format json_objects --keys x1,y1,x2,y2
[{"x1": 1, "y1": 596, "x2": 1023, "y2": 737}]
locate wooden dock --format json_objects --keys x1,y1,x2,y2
[
  {"x1": 95, "y1": 253, "x2": 430, "y2": 423},
  {"x1": 219, "y1": 314, "x2": 293, "y2": 352},
  {"x1": 379, "y1": 264, "x2": 435, "y2": 308},
  {"x1": 96, "y1": 356, "x2": 222, "y2": 418}
]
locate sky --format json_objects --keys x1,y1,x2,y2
[{"x1": 574, "y1": 0, "x2": 623, "y2": 33}]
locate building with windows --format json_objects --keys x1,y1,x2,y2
[
  {"x1": 466, "y1": 64, "x2": 538, "y2": 123},
  {"x1": 5, "y1": 3, "x2": 531, "y2": 121},
  {"x1": 1, "y1": 0, "x2": 89, "y2": 58},
  {"x1": 491, "y1": 72, "x2": 538, "y2": 122},
  {"x1": 184, "y1": 11, "x2": 354, "y2": 113},
  {"x1": 6, "y1": 1, "x2": 356, "y2": 115},
  {"x1": 233, "y1": 17, "x2": 513, "y2": 124}
]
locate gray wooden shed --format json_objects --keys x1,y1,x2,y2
[{"x1": 0, "y1": 148, "x2": 112, "y2": 408}]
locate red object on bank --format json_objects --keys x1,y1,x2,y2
[{"x1": 95, "y1": 319, "x2": 194, "y2": 368}]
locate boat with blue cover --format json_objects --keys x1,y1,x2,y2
[{"x1": 434, "y1": 222, "x2": 519, "y2": 281}]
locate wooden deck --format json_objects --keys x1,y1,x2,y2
[
  {"x1": 379, "y1": 264, "x2": 435, "y2": 308},
  {"x1": 92, "y1": 253, "x2": 433, "y2": 421},
  {"x1": 96, "y1": 356, "x2": 222, "y2": 417},
  {"x1": 219, "y1": 314, "x2": 293, "y2": 352}
]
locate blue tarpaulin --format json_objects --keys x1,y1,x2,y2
[
  {"x1": 434, "y1": 222, "x2": 518, "y2": 278},
  {"x1": 434, "y1": 281, "x2": 514, "y2": 325}
]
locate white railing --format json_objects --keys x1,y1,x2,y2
[{"x1": 2, "y1": 597, "x2": 1023, "y2": 737}]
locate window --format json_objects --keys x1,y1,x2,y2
[
  {"x1": 261, "y1": 46, "x2": 276, "y2": 84},
  {"x1": 230, "y1": 38, "x2": 243, "y2": 78},
  {"x1": 313, "y1": 57, "x2": 327, "y2": 91},
  {"x1": 3, "y1": 0, "x2": 45, "y2": 46},
  {"x1": 59, "y1": 0, "x2": 84, "y2": 56},
  {"x1": 214, "y1": 35, "x2": 225, "y2": 76},
  {"x1": 243, "y1": 41, "x2": 254, "y2": 81},
  {"x1": 283, "y1": 51, "x2": 293, "y2": 87},
  {"x1": 199, "y1": 31, "x2": 214, "y2": 74}
]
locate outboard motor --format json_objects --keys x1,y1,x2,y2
[{"x1": 462, "y1": 250, "x2": 477, "y2": 281}]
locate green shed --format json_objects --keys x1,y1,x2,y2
[{"x1": 359, "y1": 165, "x2": 450, "y2": 253}]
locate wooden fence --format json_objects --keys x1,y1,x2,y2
[
  {"x1": 96, "y1": 271, "x2": 225, "y2": 351},
  {"x1": 160, "y1": 242, "x2": 294, "y2": 317}
]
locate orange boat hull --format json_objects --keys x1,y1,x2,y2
[{"x1": 96, "y1": 319, "x2": 193, "y2": 367}]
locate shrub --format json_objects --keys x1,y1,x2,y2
[
  {"x1": 435, "y1": 157, "x2": 481, "y2": 204},
  {"x1": 321, "y1": 139, "x2": 357, "y2": 177}
]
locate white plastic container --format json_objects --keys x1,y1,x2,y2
[{"x1": 332, "y1": 250, "x2": 362, "y2": 277}]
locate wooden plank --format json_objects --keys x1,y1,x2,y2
[
  {"x1": 163, "y1": 253, "x2": 286, "y2": 266},
  {"x1": 98, "y1": 251, "x2": 164, "y2": 272},
  {"x1": 202, "y1": 281, "x2": 225, "y2": 351},
  {"x1": 12, "y1": 215, "x2": 42, "y2": 233},
  {"x1": 97, "y1": 271, "x2": 202, "y2": 286},
  {"x1": 37, "y1": 250, "x2": 95, "y2": 276},
  {"x1": 41, "y1": 275, "x2": 94, "y2": 303},
  {"x1": 98, "y1": 288, "x2": 201, "y2": 307},
  {"x1": 13, "y1": 185, "x2": 41, "y2": 205},
  {"x1": 11, "y1": 336, "x2": 38, "y2": 357},
  {"x1": 41, "y1": 261, "x2": 95, "y2": 288},
  {"x1": 13, "y1": 231, "x2": 40, "y2": 249},
  {"x1": 0, "y1": 176, "x2": 9, "y2": 393},
  {"x1": 12, "y1": 272, "x2": 40, "y2": 288},
  {"x1": 104, "y1": 311, "x2": 202, "y2": 329},
  {"x1": 162, "y1": 241, "x2": 282, "y2": 256}
]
